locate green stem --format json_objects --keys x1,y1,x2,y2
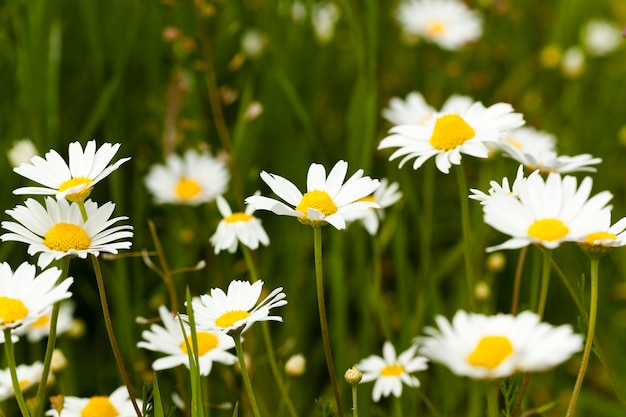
[
  {"x1": 536, "y1": 248, "x2": 552, "y2": 319},
  {"x1": 350, "y1": 384, "x2": 358, "y2": 417},
  {"x1": 233, "y1": 330, "x2": 262, "y2": 417},
  {"x1": 565, "y1": 257, "x2": 600, "y2": 417},
  {"x1": 510, "y1": 246, "x2": 528, "y2": 315},
  {"x1": 91, "y1": 255, "x2": 142, "y2": 417},
  {"x1": 4, "y1": 329, "x2": 30, "y2": 417},
  {"x1": 486, "y1": 381, "x2": 499, "y2": 417},
  {"x1": 456, "y1": 165, "x2": 476, "y2": 310},
  {"x1": 313, "y1": 226, "x2": 344, "y2": 417}
]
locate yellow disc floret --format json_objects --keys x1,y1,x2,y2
[
  {"x1": 215, "y1": 310, "x2": 251, "y2": 329},
  {"x1": 380, "y1": 364, "x2": 404, "y2": 377},
  {"x1": 180, "y1": 332, "x2": 219, "y2": 356},
  {"x1": 175, "y1": 177, "x2": 202, "y2": 200},
  {"x1": 429, "y1": 114, "x2": 476, "y2": 151},
  {"x1": 225, "y1": 212, "x2": 254, "y2": 223},
  {"x1": 81, "y1": 396, "x2": 119, "y2": 417},
  {"x1": 58, "y1": 177, "x2": 93, "y2": 203},
  {"x1": 527, "y1": 218, "x2": 569, "y2": 242},
  {"x1": 44, "y1": 223, "x2": 91, "y2": 252},
  {"x1": 0, "y1": 296, "x2": 29, "y2": 325},
  {"x1": 467, "y1": 335, "x2": 514, "y2": 370},
  {"x1": 295, "y1": 190, "x2": 338, "y2": 225}
]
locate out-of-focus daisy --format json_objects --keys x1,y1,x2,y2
[
  {"x1": 0, "y1": 262, "x2": 73, "y2": 331},
  {"x1": 469, "y1": 165, "x2": 526, "y2": 204},
  {"x1": 577, "y1": 210, "x2": 626, "y2": 258},
  {"x1": 210, "y1": 195, "x2": 269, "y2": 254},
  {"x1": 482, "y1": 171, "x2": 612, "y2": 252},
  {"x1": 137, "y1": 305, "x2": 237, "y2": 376},
  {"x1": 13, "y1": 140, "x2": 130, "y2": 203},
  {"x1": 344, "y1": 179, "x2": 403, "y2": 235},
  {"x1": 245, "y1": 160, "x2": 380, "y2": 230},
  {"x1": 144, "y1": 149, "x2": 230, "y2": 206},
  {"x1": 417, "y1": 310, "x2": 583, "y2": 379},
  {"x1": 1, "y1": 197, "x2": 133, "y2": 268},
  {"x1": 396, "y1": 0, "x2": 482, "y2": 50},
  {"x1": 379, "y1": 101, "x2": 524, "y2": 173},
  {"x1": 561, "y1": 46, "x2": 585, "y2": 78},
  {"x1": 582, "y1": 19, "x2": 622, "y2": 56},
  {"x1": 45, "y1": 386, "x2": 142, "y2": 417},
  {"x1": 0, "y1": 361, "x2": 45, "y2": 401},
  {"x1": 312, "y1": 1, "x2": 340, "y2": 44},
  {"x1": 356, "y1": 341, "x2": 428, "y2": 402},
  {"x1": 241, "y1": 29, "x2": 267, "y2": 59},
  {"x1": 8, "y1": 138, "x2": 38, "y2": 168},
  {"x1": 17, "y1": 301, "x2": 75, "y2": 343},
  {"x1": 189, "y1": 280, "x2": 287, "y2": 334}
]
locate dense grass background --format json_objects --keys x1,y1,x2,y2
[{"x1": 2, "y1": 0, "x2": 626, "y2": 416}]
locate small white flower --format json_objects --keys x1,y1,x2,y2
[
  {"x1": 382, "y1": 92, "x2": 435, "y2": 126},
  {"x1": 210, "y1": 195, "x2": 270, "y2": 254},
  {"x1": 16, "y1": 301, "x2": 75, "y2": 343},
  {"x1": 8, "y1": 139, "x2": 38, "y2": 168},
  {"x1": 579, "y1": 210, "x2": 626, "y2": 248},
  {"x1": 241, "y1": 29, "x2": 267, "y2": 59},
  {"x1": 561, "y1": 46, "x2": 585, "y2": 78},
  {"x1": 312, "y1": 2, "x2": 340, "y2": 43},
  {"x1": 344, "y1": 179, "x2": 403, "y2": 235},
  {"x1": 45, "y1": 386, "x2": 142, "y2": 417},
  {"x1": 582, "y1": 19, "x2": 622, "y2": 56},
  {"x1": 469, "y1": 165, "x2": 526, "y2": 204},
  {"x1": 356, "y1": 341, "x2": 428, "y2": 402},
  {"x1": 0, "y1": 362, "x2": 45, "y2": 401}
]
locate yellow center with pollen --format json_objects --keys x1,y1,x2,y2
[
  {"x1": 527, "y1": 218, "x2": 569, "y2": 242},
  {"x1": 31, "y1": 314, "x2": 51, "y2": 329},
  {"x1": 215, "y1": 310, "x2": 251, "y2": 329},
  {"x1": 295, "y1": 190, "x2": 337, "y2": 225},
  {"x1": 0, "y1": 296, "x2": 28, "y2": 325},
  {"x1": 44, "y1": 223, "x2": 91, "y2": 252},
  {"x1": 180, "y1": 332, "x2": 219, "y2": 356},
  {"x1": 426, "y1": 21, "x2": 445, "y2": 36},
  {"x1": 380, "y1": 364, "x2": 404, "y2": 377},
  {"x1": 225, "y1": 212, "x2": 253, "y2": 223},
  {"x1": 429, "y1": 114, "x2": 476, "y2": 151},
  {"x1": 81, "y1": 396, "x2": 119, "y2": 417},
  {"x1": 58, "y1": 177, "x2": 93, "y2": 203},
  {"x1": 585, "y1": 231, "x2": 616, "y2": 245},
  {"x1": 467, "y1": 335, "x2": 514, "y2": 370},
  {"x1": 175, "y1": 177, "x2": 202, "y2": 200}
]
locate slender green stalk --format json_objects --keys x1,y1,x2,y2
[
  {"x1": 4, "y1": 329, "x2": 30, "y2": 417},
  {"x1": 232, "y1": 330, "x2": 262, "y2": 417},
  {"x1": 486, "y1": 381, "x2": 499, "y2": 417},
  {"x1": 565, "y1": 257, "x2": 600, "y2": 417},
  {"x1": 456, "y1": 165, "x2": 476, "y2": 310},
  {"x1": 350, "y1": 384, "x2": 358, "y2": 417},
  {"x1": 510, "y1": 246, "x2": 528, "y2": 315},
  {"x1": 91, "y1": 255, "x2": 142, "y2": 417},
  {"x1": 313, "y1": 226, "x2": 344, "y2": 417},
  {"x1": 536, "y1": 248, "x2": 552, "y2": 319}
]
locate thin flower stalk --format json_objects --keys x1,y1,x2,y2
[
  {"x1": 3, "y1": 329, "x2": 30, "y2": 417},
  {"x1": 232, "y1": 328, "x2": 263, "y2": 417},
  {"x1": 457, "y1": 166, "x2": 476, "y2": 310}
]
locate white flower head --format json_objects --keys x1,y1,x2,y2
[
  {"x1": 13, "y1": 140, "x2": 130, "y2": 202},
  {"x1": 0, "y1": 361, "x2": 45, "y2": 401},
  {"x1": 145, "y1": 149, "x2": 230, "y2": 206},
  {"x1": 356, "y1": 341, "x2": 428, "y2": 402},
  {"x1": 344, "y1": 179, "x2": 403, "y2": 235},
  {"x1": 45, "y1": 386, "x2": 142, "y2": 417},
  {"x1": 210, "y1": 195, "x2": 270, "y2": 254},
  {"x1": 582, "y1": 19, "x2": 622, "y2": 56},
  {"x1": 245, "y1": 160, "x2": 380, "y2": 230},
  {"x1": 16, "y1": 301, "x2": 75, "y2": 343},
  {"x1": 8, "y1": 139, "x2": 38, "y2": 168},
  {"x1": 417, "y1": 310, "x2": 583, "y2": 379},
  {"x1": 138, "y1": 305, "x2": 237, "y2": 376},
  {"x1": 578, "y1": 210, "x2": 626, "y2": 249},
  {"x1": 382, "y1": 92, "x2": 435, "y2": 126},
  {"x1": 1, "y1": 197, "x2": 133, "y2": 268},
  {"x1": 469, "y1": 165, "x2": 526, "y2": 204}
]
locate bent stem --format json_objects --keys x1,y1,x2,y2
[
  {"x1": 91, "y1": 255, "x2": 142, "y2": 417},
  {"x1": 565, "y1": 257, "x2": 600, "y2": 417},
  {"x1": 232, "y1": 329, "x2": 263, "y2": 417},
  {"x1": 4, "y1": 329, "x2": 30, "y2": 417},
  {"x1": 313, "y1": 225, "x2": 344, "y2": 417},
  {"x1": 456, "y1": 165, "x2": 476, "y2": 310}
]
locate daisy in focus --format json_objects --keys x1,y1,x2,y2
[
  {"x1": 245, "y1": 160, "x2": 380, "y2": 230},
  {"x1": 0, "y1": 262, "x2": 73, "y2": 331},
  {"x1": 344, "y1": 178, "x2": 403, "y2": 235},
  {"x1": 469, "y1": 165, "x2": 526, "y2": 204},
  {"x1": 417, "y1": 310, "x2": 583, "y2": 379},
  {"x1": 144, "y1": 148, "x2": 230, "y2": 206},
  {"x1": 379, "y1": 101, "x2": 524, "y2": 173},
  {"x1": 45, "y1": 385, "x2": 142, "y2": 417},
  {"x1": 356, "y1": 341, "x2": 428, "y2": 402},
  {"x1": 396, "y1": 0, "x2": 482, "y2": 50},
  {"x1": 0, "y1": 361, "x2": 45, "y2": 401},
  {"x1": 482, "y1": 171, "x2": 613, "y2": 252},
  {"x1": 13, "y1": 140, "x2": 130, "y2": 203},
  {"x1": 210, "y1": 195, "x2": 269, "y2": 254},
  {"x1": 17, "y1": 301, "x2": 76, "y2": 343},
  {"x1": 1, "y1": 197, "x2": 133, "y2": 268},
  {"x1": 189, "y1": 280, "x2": 287, "y2": 334},
  {"x1": 137, "y1": 305, "x2": 237, "y2": 376}
]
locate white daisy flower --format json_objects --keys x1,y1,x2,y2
[
  {"x1": 356, "y1": 341, "x2": 428, "y2": 402},
  {"x1": 0, "y1": 262, "x2": 73, "y2": 331},
  {"x1": 13, "y1": 140, "x2": 130, "y2": 202},
  {"x1": 482, "y1": 171, "x2": 612, "y2": 252},
  {"x1": 16, "y1": 301, "x2": 75, "y2": 343},
  {"x1": 344, "y1": 179, "x2": 403, "y2": 235},
  {"x1": 45, "y1": 385, "x2": 142, "y2": 417},
  {"x1": 379, "y1": 101, "x2": 525, "y2": 173},
  {"x1": 417, "y1": 310, "x2": 583, "y2": 379},
  {"x1": 210, "y1": 195, "x2": 270, "y2": 254},
  {"x1": 144, "y1": 149, "x2": 230, "y2": 206},
  {"x1": 577, "y1": 210, "x2": 626, "y2": 259},
  {"x1": 382, "y1": 92, "x2": 435, "y2": 126},
  {"x1": 244, "y1": 160, "x2": 380, "y2": 230},
  {"x1": 137, "y1": 305, "x2": 237, "y2": 376},
  {"x1": 0, "y1": 361, "x2": 45, "y2": 401},
  {"x1": 582, "y1": 19, "x2": 622, "y2": 56},
  {"x1": 469, "y1": 165, "x2": 526, "y2": 204},
  {"x1": 189, "y1": 280, "x2": 287, "y2": 334},
  {"x1": 8, "y1": 138, "x2": 38, "y2": 168},
  {"x1": 396, "y1": 0, "x2": 482, "y2": 50},
  {"x1": 1, "y1": 197, "x2": 133, "y2": 268}
]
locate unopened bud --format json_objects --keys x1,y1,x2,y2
[
  {"x1": 344, "y1": 367, "x2": 362, "y2": 385},
  {"x1": 285, "y1": 353, "x2": 306, "y2": 377}
]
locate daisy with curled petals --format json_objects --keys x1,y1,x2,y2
[
  {"x1": 189, "y1": 280, "x2": 287, "y2": 334},
  {"x1": 482, "y1": 171, "x2": 613, "y2": 252},
  {"x1": 344, "y1": 179, "x2": 403, "y2": 235},
  {"x1": 210, "y1": 195, "x2": 269, "y2": 254},
  {"x1": 144, "y1": 149, "x2": 230, "y2": 206},
  {"x1": 356, "y1": 341, "x2": 428, "y2": 402},
  {"x1": 469, "y1": 165, "x2": 526, "y2": 204},
  {"x1": 0, "y1": 262, "x2": 73, "y2": 331},
  {"x1": 13, "y1": 140, "x2": 129, "y2": 203},
  {"x1": 417, "y1": 310, "x2": 582, "y2": 379},
  {"x1": 245, "y1": 160, "x2": 380, "y2": 230},
  {"x1": 137, "y1": 305, "x2": 237, "y2": 376},
  {"x1": 0, "y1": 361, "x2": 44, "y2": 401},
  {"x1": 1, "y1": 197, "x2": 133, "y2": 268},
  {"x1": 379, "y1": 101, "x2": 525, "y2": 173},
  {"x1": 45, "y1": 385, "x2": 142, "y2": 417}
]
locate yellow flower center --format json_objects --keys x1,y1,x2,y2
[
  {"x1": 0, "y1": 296, "x2": 29, "y2": 325},
  {"x1": 224, "y1": 212, "x2": 254, "y2": 223},
  {"x1": 175, "y1": 177, "x2": 202, "y2": 200},
  {"x1": 527, "y1": 218, "x2": 569, "y2": 242},
  {"x1": 215, "y1": 310, "x2": 251, "y2": 329},
  {"x1": 585, "y1": 231, "x2": 616, "y2": 245},
  {"x1": 467, "y1": 335, "x2": 514, "y2": 370},
  {"x1": 31, "y1": 314, "x2": 51, "y2": 329},
  {"x1": 180, "y1": 332, "x2": 219, "y2": 356},
  {"x1": 426, "y1": 21, "x2": 445, "y2": 36},
  {"x1": 295, "y1": 190, "x2": 338, "y2": 222},
  {"x1": 58, "y1": 177, "x2": 93, "y2": 202},
  {"x1": 81, "y1": 396, "x2": 119, "y2": 417},
  {"x1": 44, "y1": 223, "x2": 91, "y2": 252},
  {"x1": 357, "y1": 195, "x2": 376, "y2": 203},
  {"x1": 429, "y1": 114, "x2": 476, "y2": 151},
  {"x1": 380, "y1": 364, "x2": 404, "y2": 377},
  {"x1": 505, "y1": 137, "x2": 523, "y2": 150},
  {"x1": 19, "y1": 379, "x2": 31, "y2": 389}
]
